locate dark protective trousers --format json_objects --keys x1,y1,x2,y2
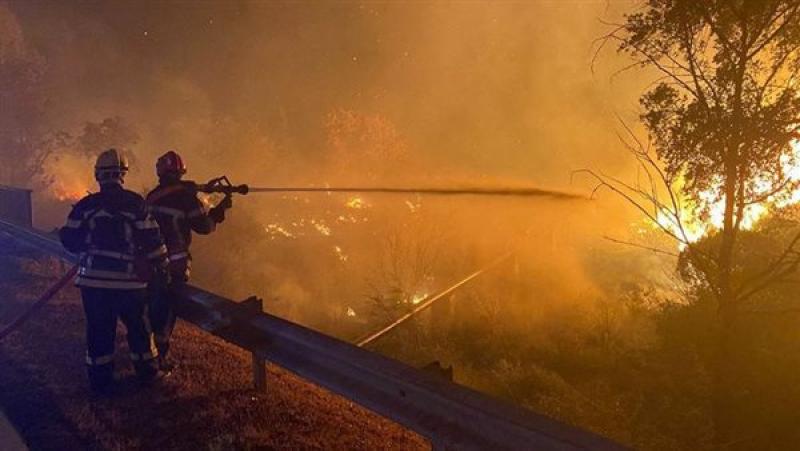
[
  {"x1": 148, "y1": 259, "x2": 189, "y2": 359},
  {"x1": 81, "y1": 287, "x2": 158, "y2": 389}
]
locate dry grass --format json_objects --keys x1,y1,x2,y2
[{"x1": 0, "y1": 235, "x2": 428, "y2": 450}]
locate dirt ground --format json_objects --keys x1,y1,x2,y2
[{"x1": 0, "y1": 234, "x2": 429, "y2": 450}]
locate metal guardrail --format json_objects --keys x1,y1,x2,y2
[{"x1": 0, "y1": 219, "x2": 625, "y2": 451}]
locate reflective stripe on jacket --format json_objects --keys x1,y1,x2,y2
[
  {"x1": 146, "y1": 181, "x2": 216, "y2": 262},
  {"x1": 60, "y1": 183, "x2": 167, "y2": 290}
]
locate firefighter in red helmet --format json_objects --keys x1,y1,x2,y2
[{"x1": 146, "y1": 150, "x2": 232, "y2": 370}]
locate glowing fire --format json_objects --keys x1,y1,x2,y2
[
  {"x1": 408, "y1": 292, "x2": 429, "y2": 305},
  {"x1": 405, "y1": 200, "x2": 420, "y2": 213},
  {"x1": 655, "y1": 141, "x2": 800, "y2": 244},
  {"x1": 265, "y1": 223, "x2": 295, "y2": 239},
  {"x1": 42, "y1": 154, "x2": 93, "y2": 202},
  {"x1": 51, "y1": 184, "x2": 88, "y2": 202},
  {"x1": 346, "y1": 196, "x2": 367, "y2": 209},
  {"x1": 46, "y1": 171, "x2": 91, "y2": 202},
  {"x1": 312, "y1": 219, "x2": 332, "y2": 236},
  {"x1": 333, "y1": 245, "x2": 348, "y2": 262}
]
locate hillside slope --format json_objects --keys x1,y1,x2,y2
[{"x1": 0, "y1": 235, "x2": 428, "y2": 450}]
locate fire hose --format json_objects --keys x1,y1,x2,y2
[
  {"x1": 0, "y1": 264, "x2": 79, "y2": 341},
  {"x1": 355, "y1": 219, "x2": 546, "y2": 347},
  {"x1": 356, "y1": 251, "x2": 514, "y2": 347}
]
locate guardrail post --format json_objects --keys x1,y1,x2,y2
[
  {"x1": 242, "y1": 296, "x2": 267, "y2": 391},
  {"x1": 252, "y1": 351, "x2": 267, "y2": 391}
]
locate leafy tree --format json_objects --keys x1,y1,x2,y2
[
  {"x1": 588, "y1": 0, "x2": 800, "y2": 445},
  {"x1": 0, "y1": 5, "x2": 138, "y2": 190},
  {"x1": 674, "y1": 208, "x2": 800, "y2": 448},
  {"x1": 0, "y1": 4, "x2": 46, "y2": 185}
]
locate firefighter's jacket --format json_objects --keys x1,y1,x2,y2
[
  {"x1": 145, "y1": 181, "x2": 216, "y2": 263},
  {"x1": 60, "y1": 183, "x2": 168, "y2": 290}
]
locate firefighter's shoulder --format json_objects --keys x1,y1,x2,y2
[
  {"x1": 145, "y1": 183, "x2": 169, "y2": 199},
  {"x1": 146, "y1": 183, "x2": 192, "y2": 204},
  {"x1": 71, "y1": 191, "x2": 101, "y2": 212},
  {"x1": 118, "y1": 188, "x2": 148, "y2": 211}
]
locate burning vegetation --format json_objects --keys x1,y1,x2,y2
[{"x1": 2, "y1": 1, "x2": 800, "y2": 450}]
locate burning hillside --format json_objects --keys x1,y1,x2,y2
[{"x1": 3, "y1": 0, "x2": 800, "y2": 449}]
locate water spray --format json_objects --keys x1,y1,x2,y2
[
  {"x1": 248, "y1": 186, "x2": 585, "y2": 199},
  {"x1": 190, "y1": 176, "x2": 588, "y2": 200},
  {"x1": 189, "y1": 175, "x2": 586, "y2": 347}
]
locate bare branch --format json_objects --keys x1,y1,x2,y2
[
  {"x1": 747, "y1": 4, "x2": 800, "y2": 60},
  {"x1": 737, "y1": 227, "x2": 800, "y2": 301},
  {"x1": 603, "y1": 31, "x2": 700, "y2": 99},
  {"x1": 603, "y1": 235, "x2": 680, "y2": 257}
]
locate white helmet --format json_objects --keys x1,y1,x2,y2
[{"x1": 95, "y1": 148, "x2": 129, "y2": 184}]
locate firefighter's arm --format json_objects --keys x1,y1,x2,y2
[
  {"x1": 59, "y1": 203, "x2": 89, "y2": 254},
  {"x1": 133, "y1": 204, "x2": 168, "y2": 265},
  {"x1": 208, "y1": 195, "x2": 232, "y2": 224},
  {"x1": 187, "y1": 195, "x2": 222, "y2": 234}
]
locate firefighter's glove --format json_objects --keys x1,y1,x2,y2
[
  {"x1": 209, "y1": 196, "x2": 232, "y2": 224},
  {"x1": 219, "y1": 195, "x2": 233, "y2": 210}
]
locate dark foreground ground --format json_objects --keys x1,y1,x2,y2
[{"x1": 0, "y1": 235, "x2": 428, "y2": 450}]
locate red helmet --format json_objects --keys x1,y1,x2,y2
[{"x1": 156, "y1": 150, "x2": 187, "y2": 178}]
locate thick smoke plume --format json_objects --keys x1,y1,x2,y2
[{"x1": 0, "y1": 0, "x2": 663, "y2": 337}]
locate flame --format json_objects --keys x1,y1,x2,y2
[
  {"x1": 42, "y1": 153, "x2": 93, "y2": 202},
  {"x1": 409, "y1": 292, "x2": 429, "y2": 305},
  {"x1": 46, "y1": 170, "x2": 91, "y2": 202},
  {"x1": 405, "y1": 199, "x2": 420, "y2": 213},
  {"x1": 654, "y1": 140, "x2": 800, "y2": 244},
  {"x1": 346, "y1": 196, "x2": 367, "y2": 209},
  {"x1": 333, "y1": 245, "x2": 348, "y2": 262},
  {"x1": 312, "y1": 219, "x2": 332, "y2": 236},
  {"x1": 51, "y1": 184, "x2": 88, "y2": 202},
  {"x1": 265, "y1": 223, "x2": 295, "y2": 239}
]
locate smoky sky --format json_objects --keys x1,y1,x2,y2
[
  {"x1": 8, "y1": 0, "x2": 646, "y2": 191},
  {"x1": 3, "y1": 0, "x2": 672, "y2": 342}
]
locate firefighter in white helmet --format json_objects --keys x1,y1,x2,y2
[{"x1": 60, "y1": 148, "x2": 169, "y2": 394}]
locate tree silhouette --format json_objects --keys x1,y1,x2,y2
[
  {"x1": 588, "y1": 1, "x2": 800, "y2": 445},
  {"x1": 0, "y1": 4, "x2": 46, "y2": 186}
]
